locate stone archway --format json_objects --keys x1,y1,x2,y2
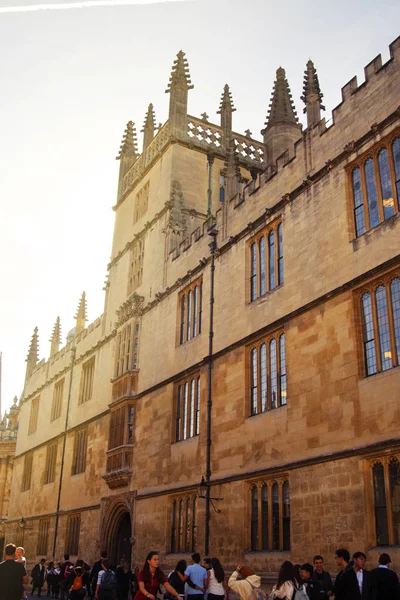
[{"x1": 101, "y1": 495, "x2": 134, "y2": 568}]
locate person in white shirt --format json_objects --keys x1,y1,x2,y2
[
  {"x1": 206, "y1": 558, "x2": 226, "y2": 600},
  {"x1": 228, "y1": 565, "x2": 261, "y2": 600},
  {"x1": 269, "y1": 561, "x2": 297, "y2": 599}
]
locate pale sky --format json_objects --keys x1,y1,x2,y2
[{"x1": 0, "y1": 0, "x2": 399, "y2": 415}]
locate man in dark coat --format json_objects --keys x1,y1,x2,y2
[
  {"x1": 371, "y1": 553, "x2": 400, "y2": 600},
  {"x1": 31, "y1": 558, "x2": 46, "y2": 597},
  {"x1": 336, "y1": 552, "x2": 376, "y2": 600},
  {"x1": 333, "y1": 548, "x2": 353, "y2": 600},
  {"x1": 90, "y1": 550, "x2": 108, "y2": 599},
  {"x1": 312, "y1": 555, "x2": 333, "y2": 598}
]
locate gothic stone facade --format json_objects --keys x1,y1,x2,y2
[{"x1": 4, "y1": 39, "x2": 400, "y2": 579}]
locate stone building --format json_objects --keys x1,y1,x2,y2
[
  {"x1": 3, "y1": 36, "x2": 400, "y2": 580},
  {"x1": 0, "y1": 397, "x2": 19, "y2": 557}
]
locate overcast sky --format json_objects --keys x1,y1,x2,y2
[{"x1": 0, "y1": 0, "x2": 399, "y2": 415}]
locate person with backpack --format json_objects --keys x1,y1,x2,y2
[
  {"x1": 91, "y1": 552, "x2": 108, "y2": 599},
  {"x1": 134, "y1": 551, "x2": 181, "y2": 600},
  {"x1": 299, "y1": 564, "x2": 319, "y2": 600},
  {"x1": 60, "y1": 555, "x2": 74, "y2": 600},
  {"x1": 96, "y1": 559, "x2": 118, "y2": 600},
  {"x1": 270, "y1": 561, "x2": 307, "y2": 600},
  {"x1": 69, "y1": 564, "x2": 88, "y2": 600},
  {"x1": 228, "y1": 564, "x2": 264, "y2": 600},
  {"x1": 206, "y1": 558, "x2": 227, "y2": 600}
]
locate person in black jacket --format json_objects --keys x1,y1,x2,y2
[
  {"x1": 336, "y1": 552, "x2": 376, "y2": 600},
  {"x1": 168, "y1": 560, "x2": 187, "y2": 598},
  {"x1": 370, "y1": 553, "x2": 400, "y2": 600},
  {"x1": 299, "y1": 563, "x2": 319, "y2": 600},
  {"x1": 32, "y1": 559, "x2": 47, "y2": 597},
  {"x1": 91, "y1": 551, "x2": 108, "y2": 599},
  {"x1": 333, "y1": 548, "x2": 353, "y2": 600},
  {"x1": 312, "y1": 555, "x2": 333, "y2": 598}
]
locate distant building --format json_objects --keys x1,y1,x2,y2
[{"x1": 4, "y1": 37, "x2": 400, "y2": 578}]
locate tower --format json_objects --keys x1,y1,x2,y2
[
  {"x1": 141, "y1": 104, "x2": 156, "y2": 153},
  {"x1": 166, "y1": 50, "x2": 194, "y2": 138},
  {"x1": 301, "y1": 59, "x2": 325, "y2": 128},
  {"x1": 262, "y1": 67, "x2": 302, "y2": 167},
  {"x1": 75, "y1": 292, "x2": 87, "y2": 335},
  {"x1": 217, "y1": 84, "x2": 236, "y2": 149}
]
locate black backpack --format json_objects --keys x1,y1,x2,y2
[{"x1": 101, "y1": 570, "x2": 117, "y2": 591}]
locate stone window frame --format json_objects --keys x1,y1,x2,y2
[
  {"x1": 347, "y1": 128, "x2": 400, "y2": 238},
  {"x1": 51, "y1": 378, "x2": 64, "y2": 422},
  {"x1": 133, "y1": 181, "x2": 150, "y2": 224},
  {"x1": 28, "y1": 396, "x2": 40, "y2": 435},
  {"x1": 37, "y1": 518, "x2": 50, "y2": 555},
  {"x1": 247, "y1": 218, "x2": 283, "y2": 304},
  {"x1": 44, "y1": 441, "x2": 57, "y2": 485},
  {"x1": 355, "y1": 269, "x2": 400, "y2": 378},
  {"x1": 174, "y1": 373, "x2": 201, "y2": 443},
  {"x1": 65, "y1": 513, "x2": 81, "y2": 556},
  {"x1": 71, "y1": 427, "x2": 87, "y2": 476},
  {"x1": 78, "y1": 357, "x2": 95, "y2": 405},
  {"x1": 246, "y1": 330, "x2": 287, "y2": 416},
  {"x1": 114, "y1": 321, "x2": 140, "y2": 378},
  {"x1": 108, "y1": 404, "x2": 135, "y2": 451},
  {"x1": 365, "y1": 452, "x2": 400, "y2": 548},
  {"x1": 21, "y1": 452, "x2": 34, "y2": 492},
  {"x1": 178, "y1": 277, "x2": 203, "y2": 346},
  {"x1": 247, "y1": 476, "x2": 290, "y2": 553},
  {"x1": 169, "y1": 493, "x2": 197, "y2": 554},
  {"x1": 127, "y1": 239, "x2": 145, "y2": 295}
]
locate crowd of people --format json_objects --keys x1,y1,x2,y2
[{"x1": 1, "y1": 543, "x2": 399, "y2": 600}]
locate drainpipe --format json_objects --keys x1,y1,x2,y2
[
  {"x1": 205, "y1": 226, "x2": 218, "y2": 556},
  {"x1": 52, "y1": 346, "x2": 76, "y2": 557}
]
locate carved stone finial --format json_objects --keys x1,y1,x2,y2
[
  {"x1": 26, "y1": 327, "x2": 39, "y2": 364},
  {"x1": 141, "y1": 103, "x2": 156, "y2": 153},
  {"x1": 218, "y1": 84, "x2": 236, "y2": 145},
  {"x1": 116, "y1": 121, "x2": 139, "y2": 160},
  {"x1": 49, "y1": 316, "x2": 61, "y2": 357},
  {"x1": 301, "y1": 59, "x2": 325, "y2": 128},
  {"x1": 265, "y1": 67, "x2": 299, "y2": 127},
  {"x1": 245, "y1": 129, "x2": 252, "y2": 138},
  {"x1": 201, "y1": 112, "x2": 209, "y2": 122},
  {"x1": 166, "y1": 50, "x2": 194, "y2": 93},
  {"x1": 75, "y1": 292, "x2": 87, "y2": 335}
]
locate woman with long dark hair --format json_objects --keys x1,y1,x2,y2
[
  {"x1": 167, "y1": 560, "x2": 187, "y2": 598},
  {"x1": 134, "y1": 552, "x2": 181, "y2": 600},
  {"x1": 270, "y1": 561, "x2": 297, "y2": 599},
  {"x1": 207, "y1": 558, "x2": 226, "y2": 600}
]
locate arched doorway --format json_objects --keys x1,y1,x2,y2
[{"x1": 113, "y1": 512, "x2": 132, "y2": 566}]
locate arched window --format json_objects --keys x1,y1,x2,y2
[
  {"x1": 189, "y1": 379, "x2": 196, "y2": 438},
  {"x1": 375, "y1": 286, "x2": 392, "y2": 371},
  {"x1": 196, "y1": 377, "x2": 201, "y2": 435},
  {"x1": 268, "y1": 231, "x2": 275, "y2": 290},
  {"x1": 378, "y1": 148, "x2": 395, "y2": 220},
  {"x1": 259, "y1": 237, "x2": 266, "y2": 296},
  {"x1": 283, "y1": 481, "x2": 290, "y2": 551},
  {"x1": 393, "y1": 138, "x2": 400, "y2": 200},
  {"x1": 219, "y1": 174, "x2": 225, "y2": 203},
  {"x1": 390, "y1": 278, "x2": 400, "y2": 361},
  {"x1": 389, "y1": 459, "x2": 400, "y2": 545},
  {"x1": 251, "y1": 348, "x2": 258, "y2": 415},
  {"x1": 279, "y1": 334, "x2": 287, "y2": 406},
  {"x1": 192, "y1": 497, "x2": 197, "y2": 550},
  {"x1": 185, "y1": 497, "x2": 191, "y2": 552},
  {"x1": 352, "y1": 168, "x2": 366, "y2": 236},
  {"x1": 261, "y1": 484, "x2": 269, "y2": 550},
  {"x1": 251, "y1": 486, "x2": 258, "y2": 551},
  {"x1": 260, "y1": 344, "x2": 267, "y2": 412},
  {"x1": 277, "y1": 223, "x2": 284, "y2": 285},
  {"x1": 193, "y1": 286, "x2": 198, "y2": 337},
  {"x1": 176, "y1": 386, "x2": 182, "y2": 442},
  {"x1": 272, "y1": 483, "x2": 280, "y2": 550},
  {"x1": 373, "y1": 462, "x2": 389, "y2": 546},
  {"x1": 199, "y1": 283, "x2": 203, "y2": 334},
  {"x1": 270, "y1": 339, "x2": 277, "y2": 409},
  {"x1": 178, "y1": 499, "x2": 184, "y2": 552},
  {"x1": 171, "y1": 500, "x2": 177, "y2": 553},
  {"x1": 361, "y1": 293, "x2": 377, "y2": 375},
  {"x1": 250, "y1": 243, "x2": 257, "y2": 302},
  {"x1": 180, "y1": 296, "x2": 185, "y2": 345},
  {"x1": 187, "y1": 290, "x2": 192, "y2": 341},
  {"x1": 183, "y1": 382, "x2": 189, "y2": 440},
  {"x1": 364, "y1": 158, "x2": 380, "y2": 229}
]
